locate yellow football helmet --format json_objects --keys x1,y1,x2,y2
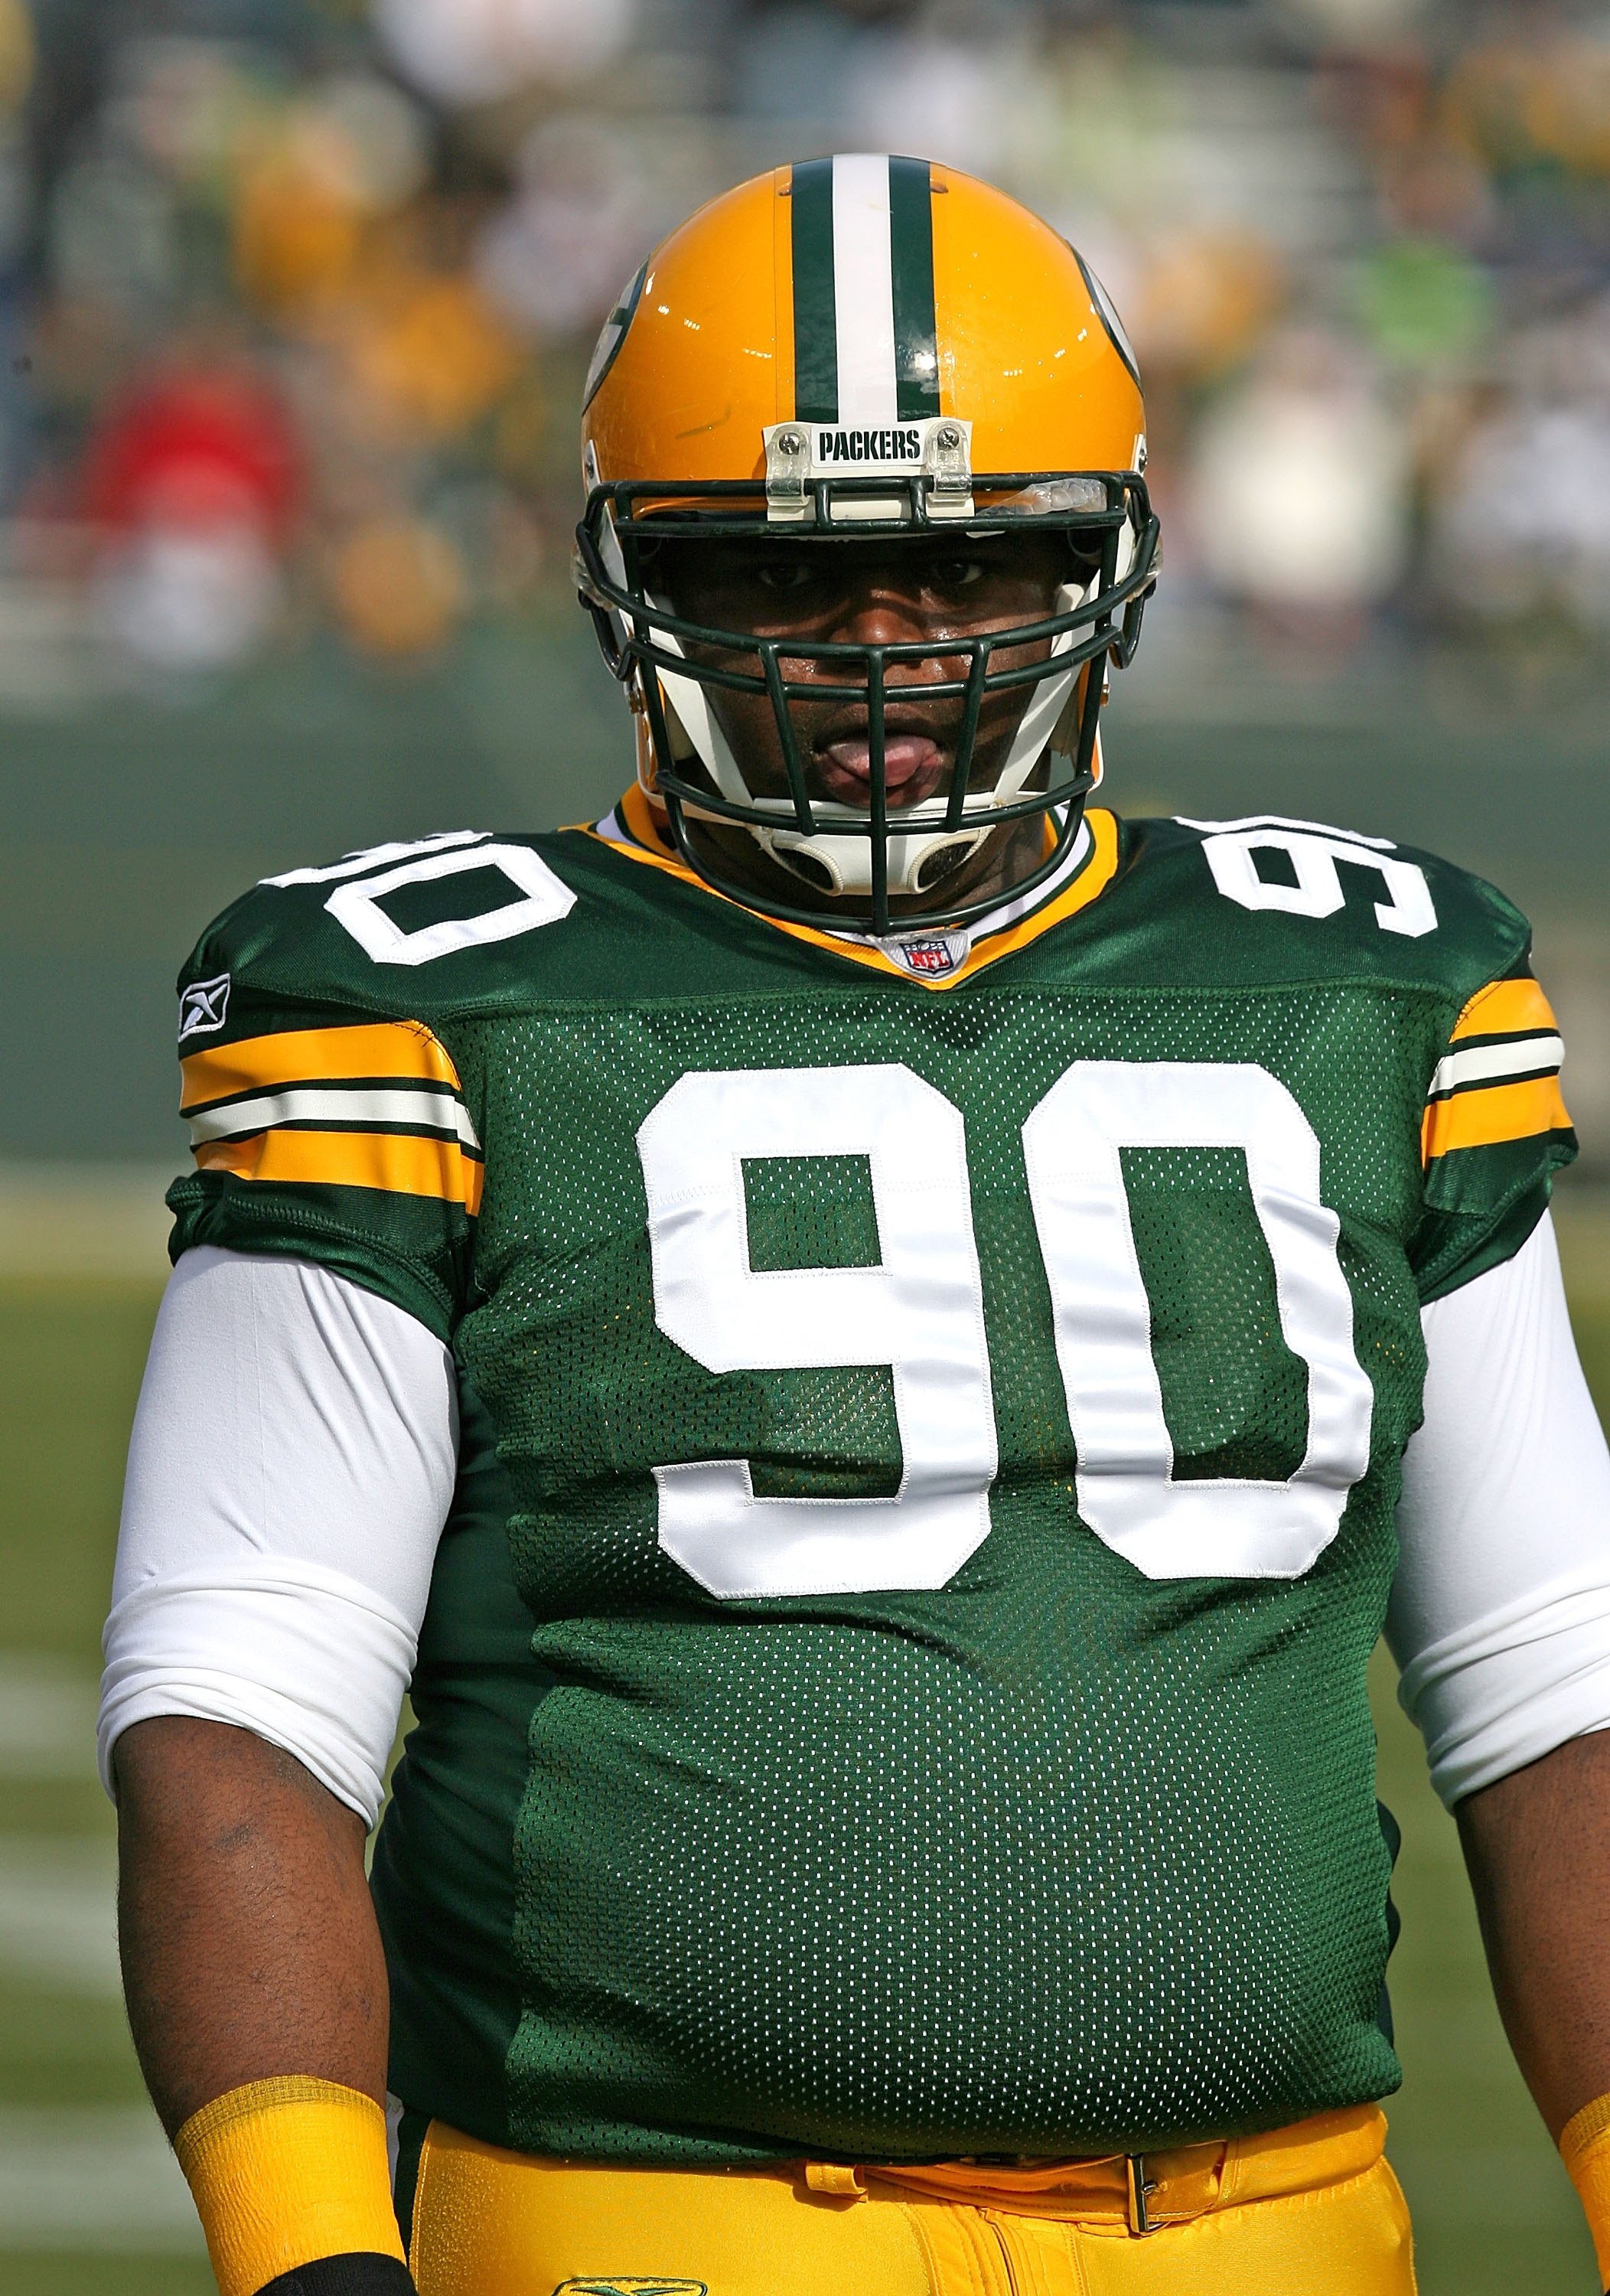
[{"x1": 575, "y1": 153, "x2": 1159, "y2": 934}]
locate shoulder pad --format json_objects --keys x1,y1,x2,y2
[
  {"x1": 1133, "y1": 812, "x2": 1532, "y2": 1002},
  {"x1": 180, "y1": 830, "x2": 585, "y2": 1038}
]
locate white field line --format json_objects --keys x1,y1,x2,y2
[
  {"x1": 0, "y1": 2107, "x2": 203, "y2": 2250},
  {"x1": 0, "y1": 1836, "x2": 121, "y2": 1995},
  {"x1": 0, "y1": 1652, "x2": 100, "y2": 1781},
  {"x1": 0, "y1": 1163, "x2": 177, "y2": 1280}
]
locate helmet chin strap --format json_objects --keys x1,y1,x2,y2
[{"x1": 645, "y1": 577, "x2": 1090, "y2": 903}]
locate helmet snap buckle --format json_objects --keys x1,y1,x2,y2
[
  {"x1": 764, "y1": 424, "x2": 815, "y2": 523},
  {"x1": 923, "y1": 418, "x2": 975, "y2": 520}
]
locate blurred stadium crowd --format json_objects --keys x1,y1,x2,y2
[{"x1": 1, "y1": 0, "x2": 1609, "y2": 683}]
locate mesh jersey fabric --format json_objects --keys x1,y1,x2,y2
[{"x1": 163, "y1": 810, "x2": 1576, "y2": 2164}]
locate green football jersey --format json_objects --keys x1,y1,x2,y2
[{"x1": 168, "y1": 798, "x2": 1573, "y2": 2165}]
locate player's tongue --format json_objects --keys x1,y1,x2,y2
[{"x1": 818, "y1": 733, "x2": 940, "y2": 791}]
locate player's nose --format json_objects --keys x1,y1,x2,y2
[
  {"x1": 826, "y1": 576, "x2": 960, "y2": 674},
  {"x1": 829, "y1": 586, "x2": 924, "y2": 646}
]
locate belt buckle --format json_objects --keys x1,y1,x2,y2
[{"x1": 1125, "y1": 2154, "x2": 1158, "y2": 2236}]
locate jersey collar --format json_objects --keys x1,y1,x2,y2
[{"x1": 574, "y1": 783, "x2": 1120, "y2": 990}]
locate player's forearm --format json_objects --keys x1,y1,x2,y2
[
  {"x1": 113, "y1": 1714, "x2": 388, "y2": 2136},
  {"x1": 1457, "y1": 1727, "x2": 1610, "y2": 2139}
]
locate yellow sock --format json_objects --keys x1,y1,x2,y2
[
  {"x1": 1560, "y1": 2091, "x2": 1610, "y2": 2291},
  {"x1": 174, "y1": 2076, "x2": 406, "y2": 2296}
]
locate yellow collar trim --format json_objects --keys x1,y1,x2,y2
[{"x1": 573, "y1": 785, "x2": 1120, "y2": 989}]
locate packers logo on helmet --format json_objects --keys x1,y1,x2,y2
[{"x1": 574, "y1": 153, "x2": 1159, "y2": 936}]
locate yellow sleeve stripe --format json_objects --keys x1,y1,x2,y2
[
  {"x1": 181, "y1": 1022, "x2": 461, "y2": 1114},
  {"x1": 196, "y1": 1127, "x2": 483, "y2": 1215},
  {"x1": 1422, "y1": 1073, "x2": 1572, "y2": 1163},
  {"x1": 1451, "y1": 975, "x2": 1557, "y2": 1042}
]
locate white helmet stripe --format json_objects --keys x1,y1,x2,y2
[{"x1": 830, "y1": 154, "x2": 900, "y2": 428}]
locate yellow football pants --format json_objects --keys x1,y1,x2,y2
[{"x1": 409, "y1": 2102, "x2": 1416, "y2": 2294}]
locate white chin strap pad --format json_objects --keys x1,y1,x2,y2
[{"x1": 758, "y1": 817, "x2": 983, "y2": 900}]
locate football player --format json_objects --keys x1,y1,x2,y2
[{"x1": 103, "y1": 158, "x2": 1610, "y2": 2295}]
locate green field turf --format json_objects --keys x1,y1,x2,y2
[{"x1": 2, "y1": 1244, "x2": 1608, "y2": 2294}]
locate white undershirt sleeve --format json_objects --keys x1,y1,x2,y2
[
  {"x1": 99, "y1": 1245, "x2": 458, "y2": 1828},
  {"x1": 1388, "y1": 1208, "x2": 1610, "y2": 1807}
]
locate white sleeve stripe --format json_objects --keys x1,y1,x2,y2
[
  {"x1": 1427, "y1": 1034, "x2": 1563, "y2": 1098},
  {"x1": 188, "y1": 1086, "x2": 481, "y2": 1151}
]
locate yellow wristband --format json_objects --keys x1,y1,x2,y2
[
  {"x1": 173, "y1": 2076, "x2": 406, "y2": 2296},
  {"x1": 1560, "y1": 2091, "x2": 1610, "y2": 2290}
]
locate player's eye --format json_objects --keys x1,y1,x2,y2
[
  {"x1": 754, "y1": 560, "x2": 817, "y2": 592},
  {"x1": 927, "y1": 559, "x2": 986, "y2": 589}
]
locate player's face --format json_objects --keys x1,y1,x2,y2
[{"x1": 650, "y1": 531, "x2": 1082, "y2": 914}]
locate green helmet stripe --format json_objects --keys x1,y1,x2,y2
[
  {"x1": 888, "y1": 156, "x2": 940, "y2": 421},
  {"x1": 790, "y1": 158, "x2": 838, "y2": 423}
]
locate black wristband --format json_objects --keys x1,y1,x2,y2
[{"x1": 256, "y1": 2257, "x2": 416, "y2": 2296}]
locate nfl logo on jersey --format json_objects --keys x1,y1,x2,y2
[{"x1": 894, "y1": 934, "x2": 967, "y2": 977}]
